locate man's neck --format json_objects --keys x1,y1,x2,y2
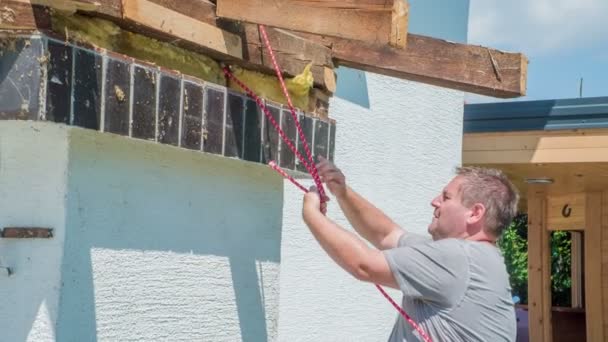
[{"x1": 465, "y1": 231, "x2": 496, "y2": 245}]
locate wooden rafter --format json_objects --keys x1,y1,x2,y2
[
  {"x1": 121, "y1": 0, "x2": 242, "y2": 59},
  {"x1": 216, "y1": 0, "x2": 408, "y2": 48},
  {"x1": 299, "y1": 32, "x2": 528, "y2": 98}
]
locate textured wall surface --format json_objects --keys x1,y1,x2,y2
[
  {"x1": 0, "y1": 122, "x2": 69, "y2": 342},
  {"x1": 55, "y1": 128, "x2": 283, "y2": 341},
  {"x1": 276, "y1": 0, "x2": 470, "y2": 340}
]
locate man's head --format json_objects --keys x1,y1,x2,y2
[{"x1": 428, "y1": 166, "x2": 519, "y2": 241}]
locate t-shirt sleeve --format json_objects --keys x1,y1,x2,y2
[
  {"x1": 397, "y1": 232, "x2": 432, "y2": 247},
  {"x1": 383, "y1": 239, "x2": 468, "y2": 307}
]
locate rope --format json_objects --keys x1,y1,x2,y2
[{"x1": 223, "y1": 24, "x2": 431, "y2": 342}]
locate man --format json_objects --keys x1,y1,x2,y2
[{"x1": 302, "y1": 157, "x2": 519, "y2": 341}]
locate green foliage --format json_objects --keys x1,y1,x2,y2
[
  {"x1": 498, "y1": 214, "x2": 573, "y2": 306},
  {"x1": 498, "y1": 214, "x2": 529, "y2": 303}
]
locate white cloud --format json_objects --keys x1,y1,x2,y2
[{"x1": 468, "y1": 0, "x2": 608, "y2": 55}]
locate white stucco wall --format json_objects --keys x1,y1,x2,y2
[
  {"x1": 277, "y1": 1, "x2": 470, "y2": 340},
  {"x1": 0, "y1": 122, "x2": 68, "y2": 342},
  {"x1": 55, "y1": 128, "x2": 283, "y2": 341}
]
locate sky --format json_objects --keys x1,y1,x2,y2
[{"x1": 466, "y1": 0, "x2": 608, "y2": 103}]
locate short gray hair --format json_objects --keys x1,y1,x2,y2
[{"x1": 455, "y1": 166, "x2": 520, "y2": 237}]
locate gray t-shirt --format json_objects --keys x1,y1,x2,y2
[{"x1": 383, "y1": 233, "x2": 516, "y2": 342}]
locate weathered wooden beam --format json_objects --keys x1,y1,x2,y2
[
  {"x1": 301, "y1": 32, "x2": 528, "y2": 98},
  {"x1": 0, "y1": 1, "x2": 51, "y2": 29},
  {"x1": 146, "y1": 0, "x2": 336, "y2": 92},
  {"x1": 291, "y1": 0, "x2": 393, "y2": 10},
  {"x1": 216, "y1": 0, "x2": 408, "y2": 48},
  {"x1": 121, "y1": 0, "x2": 242, "y2": 59}
]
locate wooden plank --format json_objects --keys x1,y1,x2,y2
[
  {"x1": 216, "y1": 0, "x2": 408, "y2": 48},
  {"x1": 528, "y1": 190, "x2": 548, "y2": 342},
  {"x1": 464, "y1": 133, "x2": 608, "y2": 152},
  {"x1": 121, "y1": 0, "x2": 242, "y2": 59},
  {"x1": 571, "y1": 232, "x2": 583, "y2": 308},
  {"x1": 603, "y1": 191, "x2": 608, "y2": 339},
  {"x1": 463, "y1": 148, "x2": 608, "y2": 165},
  {"x1": 301, "y1": 32, "x2": 527, "y2": 98},
  {"x1": 585, "y1": 192, "x2": 604, "y2": 342},
  {"x1": 541, "y1": 221, "x2": 552, "y2": 342},
  {"x1": 0, "y1": 1, "x2": 50, "y2": 29},
  {"x1": 137, "y1": 0, "x2": 336, "y2": 92},
  {"x1": 291, "y1": 0, "x2": 394, "y2": 10},
  {"x1": 546, "y1": 194, "x2": 586, "y2": 231}
]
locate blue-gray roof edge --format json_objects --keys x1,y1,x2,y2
[{"x1": 463, "y1": 96, "x2": 608, "y2": 133}]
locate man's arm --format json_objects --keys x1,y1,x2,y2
[
  {"x1": 317, "y1": 157, "x2": 404, "y2": 250},
  {"x1": 302, "y1": 189, "x2": 398, "y2": 289}
]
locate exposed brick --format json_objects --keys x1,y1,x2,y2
[
  {"x1": 0, "y1": 37, "x2": 42, "y2": 121},
  {"x1": 314, "y1": 119, "x2": 329, "y2": 160},
  {"x1": 158, "y1": 75, "x2": 181, "y2": 146},
  {"x1": 104, "y1": 58, "x2": 130, "y2": 135},
  {"x1": 243, "y1": 99, "x2": 262, "y2": 163},
  {"x1": 296, "y1": 114, "x2": 314, "y2": 172},
  {"x1": 262, "y1": 105, "x2": 281, "y2": 164},
  {"x1": 73, "y1": 49, "x2": 102, "y2": 130},
  {"x1": 204, "y1": 87, "x2": 224, "y2": 155},
  {"x1": 225, "y1": 93, "x2": 244, "y2": 158},
  {"x1": 181, "y1": 81, "x2": 203, "y2": 150},
  {"x1": 132, "y1": 66, "x2": 156, "y2": 140},
  {"x1": 46, "y1": 40, "x2": 72, "y2": 124},
  {"x1": 280, "y1": 109, "x2": 296, "y2": 170}
]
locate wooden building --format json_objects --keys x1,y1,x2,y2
[{"x1": 464, "y1": 96, "x2": 608, "y2": 342}]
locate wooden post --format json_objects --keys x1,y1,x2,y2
[
  {"x1": 528, "y1": 187, "x2": 552, "y2": 342},
  {"x1": 585, "y1": 192, "x2": 604, "y2": 341},
  {"x1": 570, "y1": 232, "x2": 583, "y2": 308}
]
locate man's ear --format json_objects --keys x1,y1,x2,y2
[{"x1": 467, "y1": 203, "x2": 486, "y2": 225}]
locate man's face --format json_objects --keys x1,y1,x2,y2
[{"x1": 428, "y1": 176, "x2": 471, "y2": 240}]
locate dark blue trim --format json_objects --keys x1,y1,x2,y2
[{"x1": 464, "y1": 97, "x2": 608, "y2": 133}]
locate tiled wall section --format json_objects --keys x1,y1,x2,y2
[{"x1": 0, "y1": 35, "x2": 336, "y2": 172}]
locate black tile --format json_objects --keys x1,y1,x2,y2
[
  {"x1": 262, "y1": 105, "x2": 281, "y2": 164},
  {"x1": 296, "y1": 115, "x2": 314, "y2": 172},
  {"x1": 181, "y1": 82, "x2": 203, "y2": 150},
  {"x1": 0, "y1": 38, "x2": 43, "y2": 121},
  {"x1": 132, "y1": 66, "x2": 156, "y2": 140},
  {"x1": 158, "y1": 75, "x2": 180, "y2": 146},
  {"x1": 243, "y1": 99, "x2": 262, "y2": 162},
  {"x1": 280, "y1": 109, "x2": 296, "y2": 170},
  {"x1": 225, "y1": 93, "x2": 244, "y2": 158},
  {"x1": 46, "y1": 40, "x2": 72, "y2": 124},
  {"x1": 204, "y1": 87, "x2": 224, "y2": 155},
  {"x1": 329, "y1": 122, "x2": 336, "y2": 162},
  {"x1": 73, "y1": 49, "x2": 102, "y2": 130},
  {"x1": 104, "y1": 58, "x2": 130, "y2": 135},
  {"x1": 314, "y1": 119, "x2": 329, "y2": 160}
]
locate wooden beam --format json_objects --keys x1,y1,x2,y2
[
  {"x1": 141, "y1": 0, "x2": 336, "y2": 92},
  {"x1": 570, "y1": 231, "x2": 583, "y2": 308},
  {"x1": 0, "y1": 1, "x2": 50, "y2": 29},
  {"x1": 291, "y1": 0, "x2": 394, "y2": 10},
  {"x1": 528, "y1": 189, "x2": 550, "y2": 342},
  {"x1": 300, "y1": 32, "x2": 527, "y2": 98},
  {"x1": 216, "y1": 0, "x2": 408, "y2": 48},
  {"x1": 585, "y1": 192, "x2": 604, "y2": 341},
  {"x1": 463, "y1": 131, "x2": 608, "y2": 164},
  {"x1": 121, "y1": 0, "x2": 242, "y2": 59}
]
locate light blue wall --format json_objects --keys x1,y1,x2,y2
[
  {"x1": 335, "y1": 0, "x2": 470, "y2": 107},
  {"x1": 56, "y1": 129, "x2": 283, "y2": 341}
]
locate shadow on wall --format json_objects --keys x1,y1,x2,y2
[
  {"x1": 334, "y1": 67, "x2": 371, "y2": 109},
  {"x1": 55, "y1": 130, "x2": 283, "y2": 341}
]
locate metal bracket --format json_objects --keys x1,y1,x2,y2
[{"x1": 1, "y1": 227, "x2": 53, "y2": 239}]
